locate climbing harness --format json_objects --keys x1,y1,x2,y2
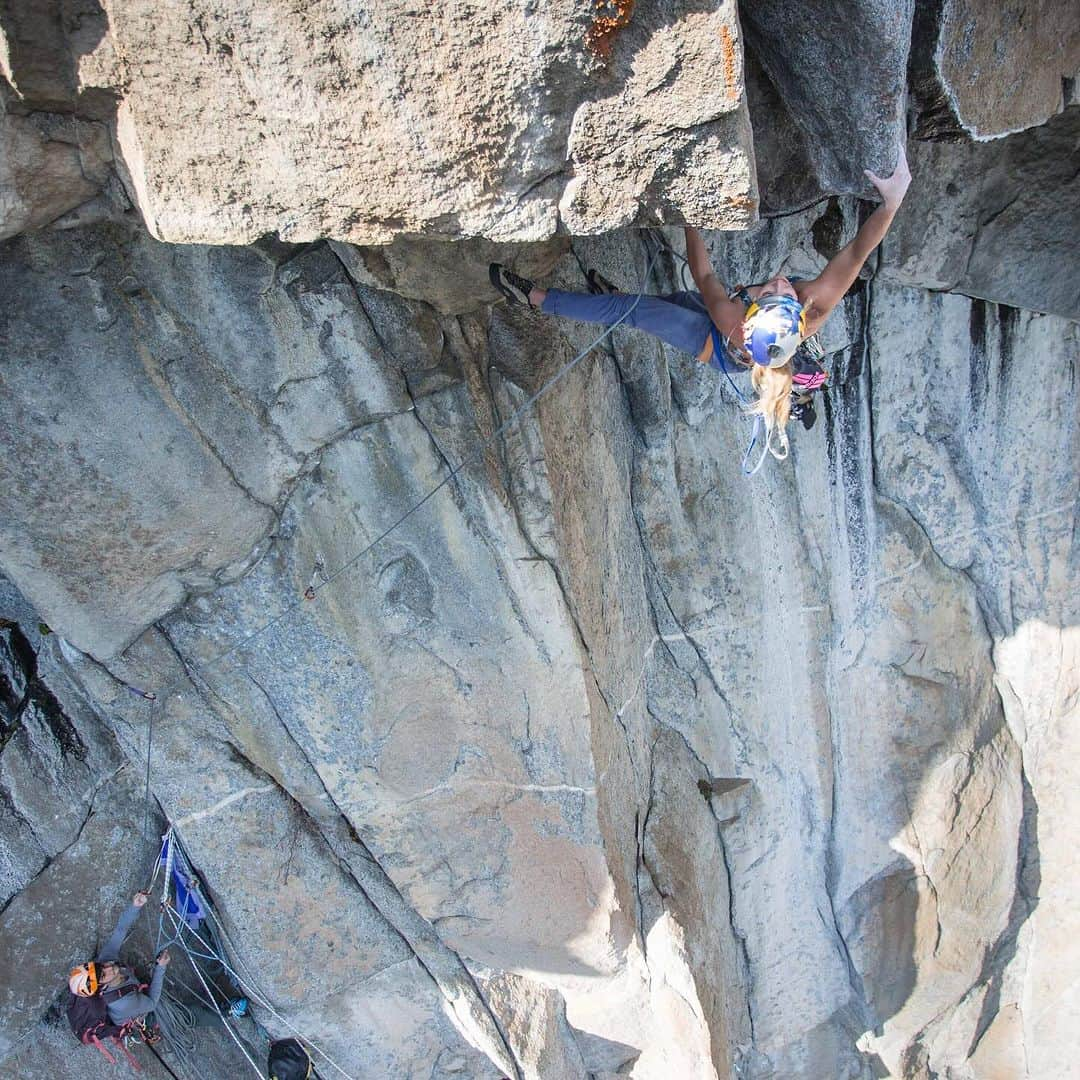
[{"x1": 66, "y1": 976, "x2": 159, "y2": 1071}]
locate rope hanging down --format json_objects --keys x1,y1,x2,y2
[
  {"x1": 153, "y1": 827, "x2": 355, "y2": 1080},
  {"x1": 126, "y1": 248, "x2": 660, "y2": 1076},
  {"x1": 129, "y1": 243, "x2": 660, "y2": 710}
]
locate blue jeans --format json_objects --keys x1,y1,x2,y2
[{"x1": 541, "y1": 289, "x2": 714, "y2": 358}]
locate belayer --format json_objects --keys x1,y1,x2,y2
[
  {"x1": 67, "y1": 889, "x2": 171, "y2": 1063},
  {"x1": 490, "y1": 143, "x2": 911, "y2": 466}
]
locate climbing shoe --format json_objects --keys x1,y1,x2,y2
[
  {"x1": 586, "y1": 268, "x2": 618, "y2": 295},
  {"x1": 489, "y1": 263, "x2": 535, "y2": 307}
]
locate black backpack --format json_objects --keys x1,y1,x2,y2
[
  {"x1": 268, "y1": 1038, "x2": 314, "y2": 1079},
  {"x1": 66, "y1": 984, "x2": 136, "y2": 1044}
]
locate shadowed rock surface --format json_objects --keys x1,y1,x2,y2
[{"x1": 1, "y1": 2, "x2": 1078, "y2": 1078}]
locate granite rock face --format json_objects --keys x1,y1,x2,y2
[
  {"x1": 925, "y1": 0, "x2": 1080, "y2": 140},
  {"x1": 2, "y1": 3, "x2": 1079, "y2": 1079},
  {"x1": 0, "y1": 109, "x2": 112, "y2": 242},
  {"x1": 2, "y1": 208, "x2": 1077, "y2": 1078},
  {"x1": 739, "y1": 0, "x2": 914, "y2": 211},
  {"x1": 882, "y1": 105, "x2": 1080, "y2": 321},
  {"x1": 1, "y1": 0, "x2": 756, "y2": 245}
]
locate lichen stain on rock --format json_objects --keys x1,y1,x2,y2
[
  {"x1": 584, "y1": 0, "x2": 635, "y2": 59},
  {"x1": 718, "y1": 23, "x2": 739, "y2": 103}
]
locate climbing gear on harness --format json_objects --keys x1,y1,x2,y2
[
  {"x1": 489, "y1": 263, "x2": 535, "y2": 307},
  {"x1": 68, "y1": 962, "x2": 100, "y2": 997},
  {"x1": 67, "y1": 981, "x2": 156, "y2": 1070},
  {"x1": 304, "y1": 559, "x2": 326, "y2": 600},
  {"x1": 586, "y1": 267, "x2": 618, "y2": 295},
  {"x1": 742, "y1": 295, "x2": 806, "y2": 368},
  {"x1": 268, "y1": 1037, "x2": 314, "y2": 1080},
  {"x1": 789, "y1": 333, "x2": 829, "y2": 430}
]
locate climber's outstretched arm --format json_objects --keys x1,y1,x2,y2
[
  {"x1": 684, "y1": 227, "x2": 746, "y2": 342},
  {"x1": 802, "y1": 142, "x2": 912, "y2": 334},
  {"x1": 97, "y1": 891, "x2": 149, "y2": 963}
]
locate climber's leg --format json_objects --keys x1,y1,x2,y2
[
  {"x1": 490, "y1": 263, "x2": 712, "y2": 357},
  {"x1": 538, "y1": 288, "x2": 712, "y2": 356},
  {"x1": 658, "y1": 290, "x2": 709, "y2": 313}
]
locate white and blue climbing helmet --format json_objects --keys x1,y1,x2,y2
[{"x1": 742, "y1": 295, "x2": 806, "y2": 368}]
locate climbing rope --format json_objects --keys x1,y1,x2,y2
[
  {"x1": 163, "y1": 903, "x2": 264, "y2": 1079},
  {"x1": 153, "y1": 827, "x2": 357, "y2": 1080},
  {"x1": 642, "y1": 230, "x2": 777, "y2": 473},
  {"x1": 128, "y1": 246, "x2": 660, "y2": 828},
  {"x1": 142, "y1": 699, "x2": 156, "y2": 849},
  {"x1": 119, "y1": 247, "x2": 653, "y2": 1079}
]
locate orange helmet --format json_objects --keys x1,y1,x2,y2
[{"x1": 68, "y1": 962, "x2": 99, "y2": 997}]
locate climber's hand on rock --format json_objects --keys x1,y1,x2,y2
[
  {"x1": 865, "y1": 141, "x2": 911, "y2": 210},
  {"x1": 133, "y1": 890, "x2": 149, "y2": 908},
  {"x1": 157, "y1": 949, "x2": 171, "y2": 966}
]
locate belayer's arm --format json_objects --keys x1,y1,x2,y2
[
  {"x1": 106, "y1": 965, "x2": 167, "y2": 1022},
  {"x1": 684, "y1": 227, "x2": 747, "y2": 344},
  {"x1": 802, "y1": 142, "x2": 912, "y2": 334},
  {"x1": 96, "y1": 891, "x2": 149, "y2": 962}
]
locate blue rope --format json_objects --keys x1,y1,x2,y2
[{"x1": 710, "y1": 325, "x2": 752, "y2": 406}]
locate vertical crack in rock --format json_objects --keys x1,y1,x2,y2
[
  {"x1": 156, "y1": 636, "x2": 525, "y2": 1080},
  {"x1": 899, "y1": 788, "x2": 944, "y2": 958},
  {"x1": 662, "y1": 723, "x2": 757, "y2": 1046},
  {"x1": 966, "y1": 765, "x2": 1040, "y2": 1059},
  {"x1": 822, "y1": 685, "x2": 873, "y2": 1030},
  {"x1": 0, "y1": 622, "x2": 87, "y2": 760},
  {"x1": 123, "y1": 295, "x2": 278, "y2": 517},
  {"x1": 484, "y1": 361, "x2": 642, "y2": 767},
  {"x1": 634, "y1": 733, "x2": 661, "y2": 960},
  {"x1": 624, "y1": 459, "x2": 745, "y2": 761}
]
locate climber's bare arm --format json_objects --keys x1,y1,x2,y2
[
  {"x1": 684, "y1": 227, "x2": 746, "y2": 343},
  {"x1": 801, "y1": 143, "x2": 912, "y2": 334}
]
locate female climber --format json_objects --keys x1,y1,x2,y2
[{"x1": 490, "y1": 144, "x2": 911, "y2": 465}]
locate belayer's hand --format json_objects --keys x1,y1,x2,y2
[
  {"x1": 864, "y1": 141, "x2": 911, "y2": 211},
  {"x1": 156, "y1": 949, "x2": 171, "y2": 967},
  {"x1": 132, "y1": 890, "x2": 149, "y2": 908}
]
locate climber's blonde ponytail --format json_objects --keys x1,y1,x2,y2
[{"x1": 748, "y1": 363, "x2": 793, "y2": 450}]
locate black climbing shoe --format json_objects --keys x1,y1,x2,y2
[
  {"x1": 489, "y1": 263, "x2": 535, "y2": 307},
  {"x1": 586, "y1": 268, "x2": 618, "y2": 295}
]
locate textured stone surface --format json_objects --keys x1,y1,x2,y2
[
  {"x1": 3, "y1": 5, "x2": 1080, "y2": 1075},
  {"x1": 328, "y1": 235, "x2": 571, "y2": 316},
  {"x1": 0, "y1": 108, "x2": 111, "y2": 241},
  {"x1": 4, "y1": 201, "x2": 1078, "y2": 1077},
  {"x1": 739, "y1": 0, "x2": 914, "y2": 210},
  {"x1": 933, "y1": 0, "x2": 1080, "y2": 139},
  {"x1": 0, "y1": 0, "x2": 116, "y2": 114},
  {"x1": 862, "y1": 283, "x2": 1079, "y2": 1075},
  {"x1": 882, "y1": 106, "x2": 1080, "y2": 320},
  {"x1": 14, "y1": 0, "x2": 757, "y2": 245}
]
